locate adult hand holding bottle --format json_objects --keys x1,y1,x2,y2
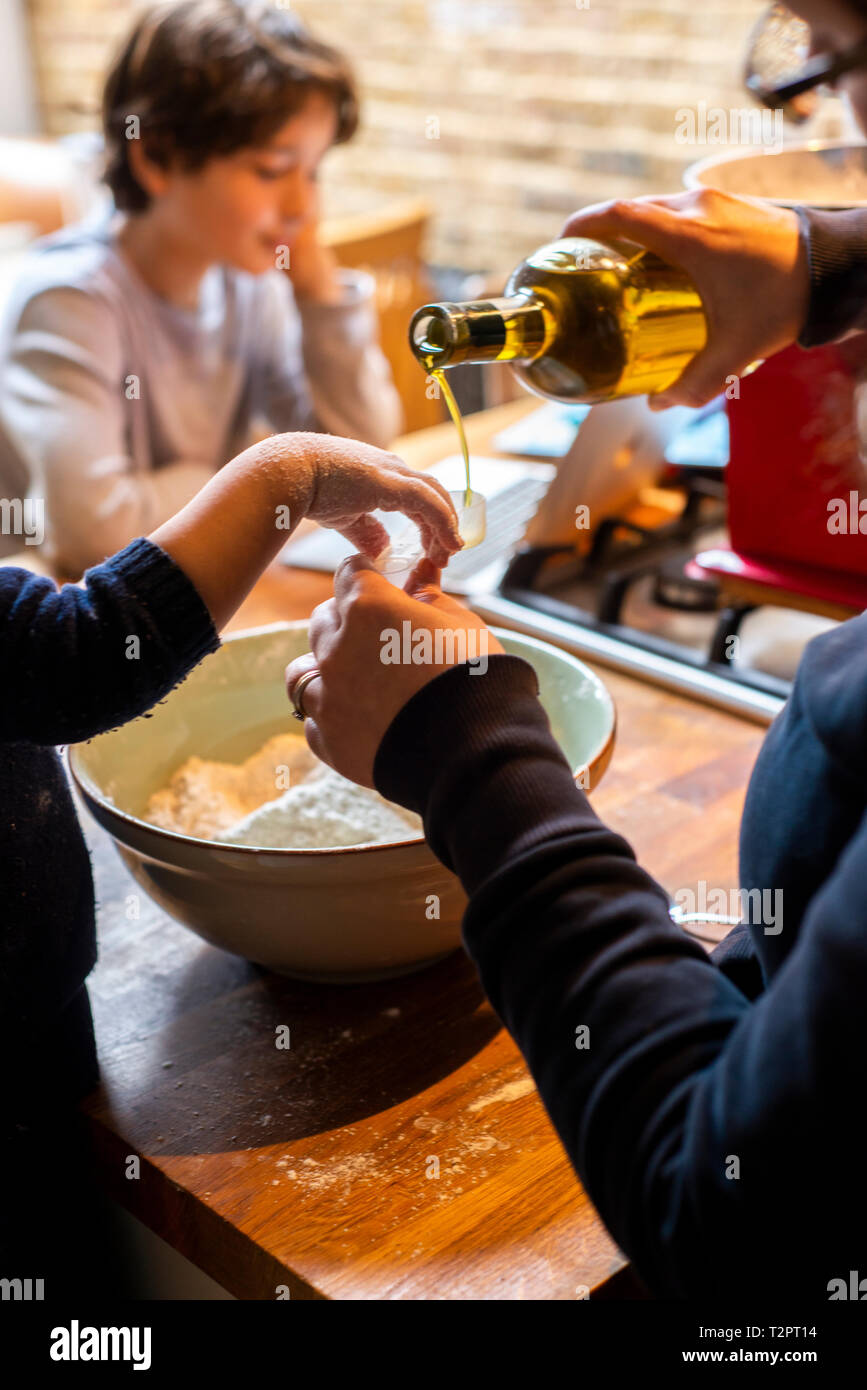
[{"x1": 562, "y1": 188, "x2": 810, "y2": 410}]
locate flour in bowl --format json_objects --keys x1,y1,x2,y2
[
  {"x1": 144, "y1": 731, "x2": 421, "y2": 848},
  {"x1": 217, "y1": 763, "x2": 422, "y2": 849},
  {"x1": 144, "y1": 732, "x2": 319, "y2": 840}
]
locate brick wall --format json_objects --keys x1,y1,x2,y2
[{"x1": 23, "y1": 0, "x2": 771, "y2": 273}]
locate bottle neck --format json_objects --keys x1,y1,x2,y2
[{"x1": 409, "y1": 294, "x2": 553, "y2": 369}]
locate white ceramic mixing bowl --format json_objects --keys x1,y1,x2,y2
[{"x1": 68, "y1": 621, "x2": 616, "y2": 982}]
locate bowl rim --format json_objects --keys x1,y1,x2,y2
[
  {"x1": 67, "y1": 620, "x2": 616, "y2": 858},
  {"x1": 682, "y1": 137, "x2": 867, "y2": 208}
]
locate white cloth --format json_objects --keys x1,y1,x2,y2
[{"x1": 0, "y1": 204, "x2": 403, "y2": 574}]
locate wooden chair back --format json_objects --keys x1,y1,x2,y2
[{"x1": 320, "y1": 198, "x2": 446, "y2": 435}]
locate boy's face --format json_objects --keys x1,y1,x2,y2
[{"x1": 144, "y1": 90, "x2": 339, "y2": 274}]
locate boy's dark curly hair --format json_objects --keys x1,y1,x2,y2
[{"x1": 101, "y1": 0, "x2": 359, "y2": 212}]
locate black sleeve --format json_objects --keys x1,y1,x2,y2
[
  {"x1": 0, "y1": 536, "x2": 221, "y2": 745},
  {"x1": 795, "y1": 204, "x2": 867, "y2": 347},
  {"x1": 708, "y1": 921, "x2": 766, "y2": 1002},
  {"x1": 373, "y1": 654, "x2": 866, "y2": 1298}
]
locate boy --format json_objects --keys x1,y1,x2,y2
[{"x1": 0, "y1": 0, "x2": 402, "y2": 576}]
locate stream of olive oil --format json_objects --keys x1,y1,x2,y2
[{"x1": 426, "y1": 362, "x2": 471, "y2": 508}]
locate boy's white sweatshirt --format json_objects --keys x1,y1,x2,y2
[{"x1": 0, "y1": 203, "x2": 403, "y2": 575}]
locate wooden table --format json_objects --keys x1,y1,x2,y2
[{"x1": 4, "y1": 401, "x2": 767, "y2": 1299}]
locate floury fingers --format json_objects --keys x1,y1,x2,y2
[{"x1": 379, "y1": 620, "x2": 491, "y2": 675}]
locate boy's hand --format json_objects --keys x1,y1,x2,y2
[
  {"x1": 279, "y1": 431, "x2": 462, "y2": 566},
  {"x1": 284, "y1": 190, "x2": 344, "y2": 304},
  {"x1": 562, "y1": 188, "x2": 809, "y2": 410},
  {"x1": 285, "y1": 554, "x2": 504, "y2": 787},
  {"x1": 150, "y1": 434, "x2": 462, "y2": 639}
]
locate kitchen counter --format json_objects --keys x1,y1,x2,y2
[{"x1": 74, "y1": 645, "x2": 762, "y2": 1299}]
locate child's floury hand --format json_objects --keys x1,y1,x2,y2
[
  {"x1": 279, "y1": 431, "x2": 462, "y2": 566},
  {"x1": 150, "y1": 432, "x2": 461, "y2": 637}
]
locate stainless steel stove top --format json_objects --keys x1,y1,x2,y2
[{"x1": 469, "y1": 476, "x2": 839, "y2": 726}]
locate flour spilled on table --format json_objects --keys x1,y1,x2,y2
[
  {"x1": 144, "y1": 730, "x2": 422, "y2": 848},
  {"x1": 271, "y1": 1118, "x2": 510, "y2": 1202},
  {"x1": 467, "y1": 1077, "x2": 536, "y2": 1112}
]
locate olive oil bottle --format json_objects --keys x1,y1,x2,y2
[{"x1": 409, "y1": 236, "x2": 707, "y2": 407}]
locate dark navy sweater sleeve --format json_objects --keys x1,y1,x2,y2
[
  {"x1": 373, "y1": 642, "x2": 867, "y2": 1300},
  {"x1": 0, "y1": 537, "x2": 220, "y2": 1097},
  {"x1": 0, "y1": 536, "x2": 220, "y2": 744}
]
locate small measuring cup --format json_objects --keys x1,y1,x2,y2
[
  {"x1": 371, "y1": 536, "x2": 424, "y2": 589},
  {"x1": 371, "y1": 489, "x2": 487, "y2": 587},
  {"x1": 449, "y1": 489, "x2": 486, "y2": 549}
]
